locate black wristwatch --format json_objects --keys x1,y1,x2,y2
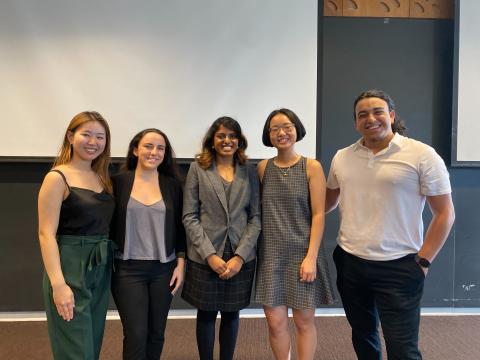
[{"x1": 415, "y1": 254, "x2": 431, "y2": 268}]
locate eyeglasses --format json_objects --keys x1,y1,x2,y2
[
  {"x1": 215, "y1": 133, "x2": 238, "y2": 141},
  {"x1": 269, "y1": 124, "x2": 294, "y2": 135}
]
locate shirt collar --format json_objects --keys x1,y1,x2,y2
[{"x1": 353, "y1": 132, "x2": 404, "y2": 152}]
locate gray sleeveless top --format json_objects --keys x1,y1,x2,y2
[{"x1": 255, "y1": 157, "x2": 334, "y2": 307}]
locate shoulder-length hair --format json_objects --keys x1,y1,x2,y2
[
  {"x1": 53, "y1": 111, "x2": 112, "y2": 194},
  {"x1": 196, "y1": 117, "x2": 248, "y2": 170},
  {"x1": 122, "y1": 128, "x2": 180, "y2": 180},
  {"x1": 262, "y1": 108, "x2": 306, "y2": 147}
]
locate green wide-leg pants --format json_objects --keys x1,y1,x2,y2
[{"x1": 43, "y1": 235, "x2": 114, "y2": 360}]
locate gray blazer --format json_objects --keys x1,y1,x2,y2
[{"x1": 183, "y1": 161, "x2": 261, "y2": 264}]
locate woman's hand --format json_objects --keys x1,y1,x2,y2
[
  {"x1": 170, "y1": 258, "x2": 185, "y2": 295},
  {"x1": 207, "y1": 254, "x2": 227, "y2": 275},
  {"x1": 52, "y1": 282, "x2": 75, "y2": 321},
  {"x1": 220, "y1": 256, "x2": 244, "y2": 280},
  {"x1": 299, "y1": 256, "x2": 317, "y2": 283}
]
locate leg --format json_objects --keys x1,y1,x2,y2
[
  {"x1": 263, "y1": 305, "x2": 291, "y2": 360},
  {"x1": 218, "y1": 311, "x2": 240, "y2": 360},
  {"x1": 333, "y1": 246, "x2": 382, "y2": 360},
  {"x1": 292, "y1": 308, "x2": 316, "y2": 360},
  {"x1": 43, "y1": 272, "x2": 95, "y2": 360},
  {"x1": 373, "y1": 255, "x2": 424, "y2": 360},
  {"x1": 146, "y1": 261, "x2": 175, "y2": 359},
  {"x1": 43, "y1": 243, "x2": 100, "y2": 360},
  {"x1": 111, "y1": 260, "x2": 150, "y2": 360},
  {"x1": 196, "y1": 309, "x2": 218, "y2": 360},
  {"x1": 90, "y1": 258, "x2": 113, "y2": 360}
]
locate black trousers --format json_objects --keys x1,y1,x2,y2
[
  {"x1": 333, "y1": 246, "x2": 425, "y2": 360},
  {"x1": 112, "y1": 259, "x2": 176, "y2": 360}
]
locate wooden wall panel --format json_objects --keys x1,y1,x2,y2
[
  {"x1": 342, "y1": 0, "x2": 369, "y2": 17},
  {"x1": 324, "y1": 0, "x2": 454, "y2": 19},
  {"x1": 324, "y1": 0, "x2": 342, "y2": 16},
  {"x1": 410, "y1": 0, "x2": 454, "y2": 19},
  {"x1": 368, "y1": 0, "x2": 409, "y2": 18}
]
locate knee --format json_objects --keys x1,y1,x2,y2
[
  {"x1": 292, "y1": 310, "x2": 315, "y2": 333},
  {"x1": 197, "y1": 310, "x2": 218, "y2": 323},
  {"x1": 124, "y1": 324, "x2": 148, "y2": 345},
  {"x1": 265, "y1": 315, "x2": 288, "y2": 337},
  {"x1": 221, "y1": 311, "x2": 239, "y2": 322}
]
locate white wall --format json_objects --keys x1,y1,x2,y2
[
  {"x1": 0, "y1": 0, "x2": 317, "y2": 159},
  {"x1": 454, "y1": 0, "x2": 480, "y2": 163}
]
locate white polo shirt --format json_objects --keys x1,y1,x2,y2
[{"x1": 327, "y1": 133, "x2": 451, "y2": 261}]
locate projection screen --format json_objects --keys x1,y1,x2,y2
[
  {"x1": 452, "y1": 0, "x2": 480, "y2": 166},
  {"x1": 0, "y1": 0, "x2": 317, "y2": 160}
]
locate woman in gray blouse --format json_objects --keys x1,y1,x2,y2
[
  {"x1": 110, "y1": 128, "x2": 186, "y2": 359},
  {"x1": 182, "y1": 117, "x2": 261, "y2": 360}
]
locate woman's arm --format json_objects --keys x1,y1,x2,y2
[
  {"x1": 300, "y1": 158, "x2": 327, "y2": 283},
  {"x1": 182, "y1": 163, "x2": 227, "y2": 274},
  {"x1": 170, "y1": 257, "x2": 185, "y2": 295},
  {"x1": 256, "y1": 159, "x2": 268, "y2": 183},
  {"x1": 38, "y1": 171, "x2": 75, "y2": 321}
]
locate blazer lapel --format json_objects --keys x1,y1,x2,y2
[
  {"x1": 121, "y1": 171, "x2": 136, "y2": 208},
  {"x1": 206, "y1": 163, "x2": 229, "y2": 214},
  {"x1": 230, "y1": 163, "x2": 246, "y2": 205}
]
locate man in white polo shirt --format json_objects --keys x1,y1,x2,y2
[{"x1": 326, "y1": 89, "x2": 455, "y2": 360}]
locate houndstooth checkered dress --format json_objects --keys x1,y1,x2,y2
[{"x1": 255, "y1": 157, "x2": 334, "y2": 308}]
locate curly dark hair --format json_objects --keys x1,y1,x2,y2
[{"x1": 353, "y1": 89, "x2": 406, "y2": 135}]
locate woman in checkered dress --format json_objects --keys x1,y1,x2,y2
[
  {"x1": 182, "y1": 117, "x2": 261, "y2": 360},
  {"x1": 255, "y1": 108, "x2": 335, "y2": 360}
]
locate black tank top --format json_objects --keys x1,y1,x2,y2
[{"x1": 51, "y1": 170, "x2": 114, "y2": 236}]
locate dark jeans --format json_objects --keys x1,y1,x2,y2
[
  {"x1": 111, "y1": 259, "x2": 175, "y2": 360},
  {"x1": 196, "y1": 310, "x2": 240, "y2": 360},
  {"x1": 333, "y1": 246, "x2": 425, "y2": 360}
]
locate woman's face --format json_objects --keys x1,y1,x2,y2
[
  {"x1": 134, "y1": 132, "x2": 166, "y2": 171},
  {"x1": 213, "y1": 125, "x2": 239, "y2": 160},
  {"x1": 268, "y1": 113, "x2": 297, "y2": 150},
  {"x1": 68, "y1": 120, "x2": 107, "y2": 162}
]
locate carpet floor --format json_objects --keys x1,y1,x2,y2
[{"x1": 1, "y1": 316, "x2": 479, "y2": 359}]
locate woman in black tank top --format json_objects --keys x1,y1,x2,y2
[{"x1": 38, "y1": 111, "x2": 115, "y2": 360}]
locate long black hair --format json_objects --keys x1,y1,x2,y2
[{"x1": 123, "y1": 128, "x2": 180, "y2": 179}]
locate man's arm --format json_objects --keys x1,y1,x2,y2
[
  {"x1": 418, "y1": 193, "x2": 455, "y2": 264},
  {"x1": 325, "y1": 188, "x2": 340, "y2": 214}
]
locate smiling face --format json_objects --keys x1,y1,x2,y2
[
  {"x1": 354, "y1": 97, "x2": 395, "y2": 147},
  {"x1": 213, "y1": 125, "x2": 239, "y2": 160},
  {"x1": 67, "y1": 120, "x2": 107, "y2": 162},
  {"x1": 268, "y1": 113, "x2": 297, "y2": 150},
  {"x1": 133, "y1": 131, "x2": 166, "y2": 171}
]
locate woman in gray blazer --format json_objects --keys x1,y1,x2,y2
[{"x1": 182, "y1": 117, "x2": 261, "y2": 360}]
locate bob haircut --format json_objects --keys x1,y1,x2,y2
[
  {"x1": 53, "y1": 111, "x2": 112, "y2": 194},
  {"x1": 123, "y1": 128, "x2": 180, "y2": 180},
  {"x1": 261, "y1": 108, "x2": 306, "y2": 147},
  {"x1": 353, "y1": 89, "x2": 406, "y2": 135},
  {"x1": 196, "y1": 116, "x2": 248, "y2": 170}
]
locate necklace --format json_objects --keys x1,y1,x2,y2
[
  {"x1": 274, "y1": 155, "x2": 299, "y2": 177},
  {"x1": 217, "y1": 165, "x2": 235, "y2": 182},
  {"x1": 278, "y1": 165, "x2": 291, "y2": 177}
]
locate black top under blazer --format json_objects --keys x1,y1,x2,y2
[{"x1": 110, "y1": 170, "x2": 186, "y2": 258}]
